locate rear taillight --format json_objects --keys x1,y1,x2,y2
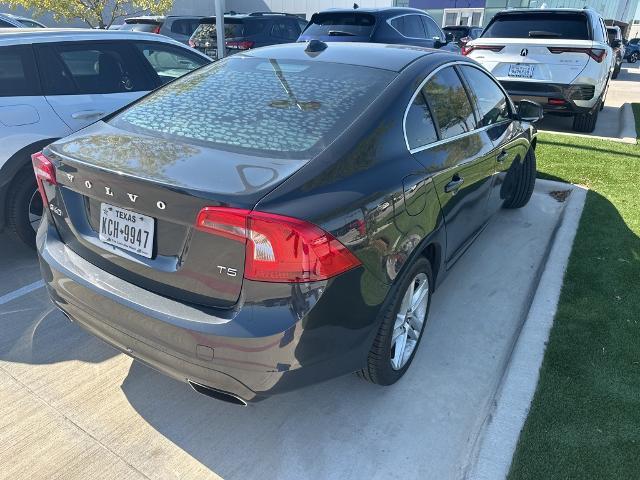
[
  {"x1": 152, "y1": 25, "x2": 161, "y2": 34},
  {"x1": 225, "y1": 40, "x2": 255, "y2": 50},
  {"x1": 548, "y1": 98, "x2": 566, "y2": 106},
  {"x1": 462, "y1": 45, "x2": 504, "y2": 56},
  {"x1": 196, "y1": 207, "x2": 362, "y2": 283},
  {"x1": 547, "y1": 47, "x2": 607, "y2": 63},
  {"x1": 31, "y1": 151, "x2": 56, "y2": 205}
]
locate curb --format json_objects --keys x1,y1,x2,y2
[
  {"x1": 539, "y1": 103, "x2": 637, "y2": 144},
  {"x1": 465, "y1": 184, "x2": 588, "y2": 480}
]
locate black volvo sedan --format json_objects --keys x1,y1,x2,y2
[{"x1": 35, "y1": 42, "x2": 541, "y2": 404}]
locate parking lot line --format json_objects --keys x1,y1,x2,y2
[{"x1": 0, "y1": 280, "x2": 44, "y2": 306}]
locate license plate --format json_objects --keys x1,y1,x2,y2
[
  {"x1": 99, "y1": 203, "x2": 154, "y2": 258},
  {"x1": 204, "y1": 48, "x2": 218, "y2": 60},
  {"x1": 508, "y1": 64, "x2": 534, "y2": 78}
]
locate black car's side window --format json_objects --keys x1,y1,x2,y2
[
  {"x1": 0, "y1": 45, "x2": 40, "y2": 96},
  {"x1": 271, "y1": 20, "x2": 301, "y2": 40},
  {"x1": 405, "y1": 91, "x2": 438, "y2": 150},
  {"x1": 37, "y1": 42, "x2": 153, "y2": 95},
  {"x1": 458, "y1": 65, "x2": 510, "y2": 128},
  {"x1": 422, "y1": 67, "x2": 475, "y2": 140},
  {"x1": 391, "y1": 15, "x2": 426, "y2": 39},
  {"x1": 421, "y1": 16, "x2": 442, "y2": 40}
]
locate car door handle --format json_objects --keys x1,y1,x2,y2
[
  {"x1": 497, "y1": 150, "x2": 509, "y2": 163},
  {"x1": 444, "y1": 176, "x2": 464, "y2": 194},
  {"x1": 71, "y1": 110, "x2": 105, "y2": 120}
]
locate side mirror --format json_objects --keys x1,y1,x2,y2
[
  {"x1": 517, "y1": 99, "x2": 544, "y2": 123},
  {"x1": 612, "y1": 39, "x2": 622, "y2": 48},
  {"x1": 433, "y1": 37, "x2": 447, "y2": 48}
]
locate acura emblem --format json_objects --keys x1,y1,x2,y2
[{"x1": 520, "y1": 48, "x2": 528, "y2": 57}]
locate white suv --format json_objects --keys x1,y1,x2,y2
[
  {"x1": 463, "y1": 8, "x2": 612, "y2": 133},
  {"x1": 0, "y1": 29, "x2": 210, "y2": 247}
]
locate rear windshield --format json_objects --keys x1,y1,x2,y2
[
  {"x1": 482, "y1": 13, "x2": 589, "y2": 40},
  {"x1": 111, "y1": 56, "x2": 395, "y2": 158},
  {"x1": 191, "y1": 19, "x2": 250, "y2": 41},
  {"x1": 120, "y1": 23, "x2": 160, "y2": 33},
  {"x1": 303, "y1": 12, "x2": 376, "y2": 37}
]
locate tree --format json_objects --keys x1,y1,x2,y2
[{"x1": 6, "y1": 0, "x2": 173, "y2": 29}]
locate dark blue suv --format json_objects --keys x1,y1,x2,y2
[{"x1": 298, "y1": 7, "x2": 456, "y2": 52}]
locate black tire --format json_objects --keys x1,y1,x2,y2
[
  {"x1": 503, "y1": 147, "x2": 536, "y2": 210},
  {"x1": 612, "y1": 64, "x2": 620, "y2": 79},
  {"x1": 358, "y1": 257, "x2": 433, "y2": 386},
  {"x1": 629, "y1": 53, "x2": 638, "y2": 64},
  {"x1": 8, "y1": 168, "x2": 42, "y2": 249},
  {"x1": 572, "y1": 104, "x2": 599, "y2": 133}
]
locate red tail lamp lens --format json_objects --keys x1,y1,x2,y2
[
  {"x1": 196, "y1": 207, "x2": 362, "y2": 283},
  {"x1": 462, "y1": 45, "x2": 504, "y2": 56},
  {"x1": 225, "y1": 40, "x2": 255, "y2": 50},
  {"x1": 31, "y1": 151, "x2": 56, "y2": 204}
]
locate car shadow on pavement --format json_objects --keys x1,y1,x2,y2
[{"x1": 115, "y1": 183, "x2": 629, "y2": 480}]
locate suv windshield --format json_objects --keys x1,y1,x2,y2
[
  {"x1": 482, "y1": 12, "x2": 589, "y2": 40},
  {"x1": 111, "y1": 56, "x2": 395, "y2": 158},
  {"x1": 191, "y1": 18, "x2": 246, "y2": 42},
  {"x1": 303, "y1": 12, "x2": 376, "y2": 37}
]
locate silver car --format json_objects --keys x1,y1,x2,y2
[{"x1": 0, "y1": 28, "x2": 210, "y2": 247}]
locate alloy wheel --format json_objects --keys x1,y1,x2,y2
[{"x1": 390, "y1": 272, "x2": 429, "y2": 370}]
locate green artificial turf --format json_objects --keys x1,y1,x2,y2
[{"x1": 508, "y1": 132, "x2": 640, "y2": 479}]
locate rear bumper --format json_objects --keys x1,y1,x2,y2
[
  {"x1": 37, "y1": 220, "x2": 384, "y2": 403},
  {"x1": 500, "y1": 80, "x2": 599, "y2": 114}
]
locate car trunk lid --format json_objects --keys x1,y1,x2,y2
[
  {"x1": 466, "y1": 38, "x2": 594, "y2": 84},
  {"x1": 45, "y1": 122, "x2": 308, "y2": 308}
]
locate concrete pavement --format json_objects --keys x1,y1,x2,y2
[{"x1": 0, "y1": 180, "x2": 575, "y2": 480}]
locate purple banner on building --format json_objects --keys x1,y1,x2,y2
[{"x1": 409, "y1": 0, "x2": 486, "y2": 8}]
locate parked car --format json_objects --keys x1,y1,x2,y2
[
  {"x1": 298, "y1": 7, "x2": 456, "y2": 53},
  {"x1": 464, "y1": 8, "x2": 612, "y2": 133},
  {"x1": 0, "y1": 29, "x2": 210, "y2": 247},
  {"x1": 624, "y1": 38, "x2": 639, "y2": 63},
  {"x1": 443, "y1": 25, "x2": 482, "y2": 47},
  {"x1": 607, "y1": 25, "x2": 624, "y2": 77},
  {"x1": 120, "y1": 16, "x2": 205, "y2": 45},
  {"x1": 0, "y1": 13, "x2": 46, "y2": 28},
  {"x1": 189, "y1": 12, "x2": 307, "y2": 59},
  {"x1": 35, "y1": 41, "x2": 540, "y2": 404}
]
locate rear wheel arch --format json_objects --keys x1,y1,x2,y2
[{"x1": 1, "y1": 137, "x2": 59, "y2": 227}]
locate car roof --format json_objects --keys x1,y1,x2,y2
[
  {"x1": 0, "y1": 28, "x2": 202, "y2": 47},
  {"x1": 493, "y1": 8, "x2": 593, "y2": 15},
  {"x1": 312, "y1": 7, "x2": 430, "y2": 18},
  {"x1": 125, "y1": 16, "x2": 166, "y2": 22},
  {"x1": 242, "y1": 42, "x2": 450, "y2": 72}
]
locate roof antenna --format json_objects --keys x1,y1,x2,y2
[{"x1": 353, "y1": 3, "x2": 359, "y2": 9}]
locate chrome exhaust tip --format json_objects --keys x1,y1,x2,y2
[{"x1": 188, "y1": 380, "x2": 248, "y2": 406}]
